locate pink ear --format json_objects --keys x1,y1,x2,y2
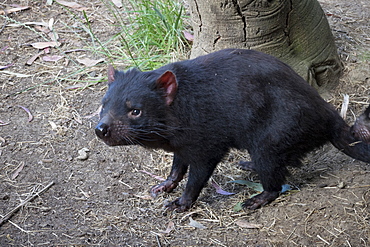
[
  {"x1": 156, "y1": 71, "x2": 178, "y2": 105},
  {"x1": 108, "y1": 65, "x2": 115, "y2": 84}
]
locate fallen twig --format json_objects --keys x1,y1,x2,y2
[
  {"x1": 0, "y1": 181, "x2": 54, "y2": 227},
  {"x1": 0, "y1": 120, "x2": 10, "y2": 126}
]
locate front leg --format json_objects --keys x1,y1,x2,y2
[
  {"x1": 165, "y1": 160, "x2": 219, "y2": 212},
  {"x1": 150, "y1": 154, "x2": 188, "y2": 197}
]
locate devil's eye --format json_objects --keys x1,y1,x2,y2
[
  {"x1": 128, "y1": 109, "x2": 142, "y2": 118},
  {"x1": 132, "y1": 109, "x2": 141, "y2": 116}
]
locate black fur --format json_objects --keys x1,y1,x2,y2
[{"x1": 95, "y1": 49, "x2": 370, "y2": 212}]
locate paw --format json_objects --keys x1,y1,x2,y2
[
  {"x1": 165, "y1": 198, "x2": 192, "y2": 212},
  {"x1": 150, "y1": 180, "x2": 178, "y2": 198},
  {"x1": 242, "y1": 191, "x2": 279, "y2": 210}
]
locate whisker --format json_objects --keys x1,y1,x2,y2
[{"x1": 111, "y1": 122, "x2": 195, "y2": 146}]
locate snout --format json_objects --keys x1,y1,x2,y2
[
  {"x1": 95, "y1": 122, "x2": 110, "y2": 139},
  {"x1": 94, "y1": 116, "x2": 130, "y2": 146}
]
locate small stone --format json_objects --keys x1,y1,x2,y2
[
  {"x1": 337, "y1": 181, "x2": 346, "y2": 189},
  {"x1": 76, "y1": 148, "x2": 90, "y2": 160}
]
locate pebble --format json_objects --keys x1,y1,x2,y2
[
  {"x1": 76, "y1": 148, "x2": 90, "y2": 160},
  {"x1": 337, "y1": 181, "x2": 346, "y2": 189}
]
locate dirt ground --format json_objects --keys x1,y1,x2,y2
[{"x1": 0, "y1": 0, "x2": 369, "y2": 246}]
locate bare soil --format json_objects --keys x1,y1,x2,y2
[{"x1": 0, "y1": 0, "x2": 369, "y2": 246}]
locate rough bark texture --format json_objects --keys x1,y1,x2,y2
[{"x1": 189, "y1": 0, "x2": 343, "y2": 92}]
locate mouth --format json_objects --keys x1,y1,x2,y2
[
  {"x1": 96, "y1": 130, "x2": 136, "y2": 146},
  {"x1": 95, "y1": 120, "x2": 144, "y2": 146},
  {"x1": 101, "y1": 139, "x2": 122, "y2": 146},
  {"x1": 353, "y1": 127, "x2": 370, "y2": 143}
]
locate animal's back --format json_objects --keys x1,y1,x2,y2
[{"x1": 167, "y1": 49, "x2": 338, "y2": 153}]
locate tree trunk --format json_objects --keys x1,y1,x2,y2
[{"x1": 188, "y1": 0, "x2": 343, "y2": 92}]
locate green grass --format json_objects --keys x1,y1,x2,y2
[{"x1": 99, "y1": 0, "x2": 189, "y2": 70}]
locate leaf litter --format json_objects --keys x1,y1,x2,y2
[{"x1": 0, "y1": 5, "x2": 30, "y2": 15}]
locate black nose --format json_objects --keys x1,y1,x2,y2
[{"x1": 95, "y1": 122, "x2": 110, "y2": 138}]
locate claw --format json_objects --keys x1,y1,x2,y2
[
  {"x1": 150, "y1": 179, "x2": 179, "y2": 198},
  {"x1": 165, "y1": 197, "x2": 192, "y2": 212}
]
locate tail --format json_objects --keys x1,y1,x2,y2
[{"x1": 330, "y1": 115, "x2": 370, "y2": 163}]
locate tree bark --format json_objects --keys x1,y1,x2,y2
[{"x1": 188, "y1": 0, "x2": 343, "y2": 92}]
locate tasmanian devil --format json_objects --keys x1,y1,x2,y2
[
  {"x1": 95, "y1": 49, "x2": 370, "y2": 212},
  {"x1": 352, "y1": 105, "x2": 370, "y2": 144}
]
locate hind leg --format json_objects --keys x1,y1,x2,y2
[
  {"x1": 242, "y1": 152, "x2": 291, "y2": 210},
  {"x1": 243, "y1": 191, "x2": 280, "y2": 209}
]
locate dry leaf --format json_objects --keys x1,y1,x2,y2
[
  {"x1": 0, "y1": 70, "x2": 32, "y2": 77},
  {"x1": 16, "y1": 105, "x2": 33, "y2": 122},
  {"x1": 0, "y1": 63, "x2": 13, "y2": 70},
  {"x1": 139, "y1": 170, "x2": 166, "y2": 181},
  {"x1": 0, "y1": 120, "x2": 10, "y2": 126},
  {"x1": 31, "y1": 41, "x2": 60, "y2": 49},
  {"x1": 65, "y1": 83, "x2": 87, "y2": 90},
  {"x1": 183, "y1": 31, "x2": 194, "y2": 42},
  {"x1": 26, "y1": 51, "x2": 44, "y2": 65},
  {"x1": 7, "y1": 21, "x2": 49, "y2": 28},
  {"x1": 48, "y1": 18, "x2": 54, "y2": 30},
  {"x1": 76, "y1": 57, "x2": 104, "y2": 67},
  {"x1": 340, "y1": 94, "x2": 349, "y2": 119},
  {"x1": 0, "y1": 5, "x2": 30, "y2": 15},
  {"x1": 112, "y1": 0, "x2": 123, "y2": 8},
  {"x1": 64, "y1": 49, "x2": 86, "y2": 53},
  {"x1": 188, "y1": 217, "x2": 207, "y2": 229},
  {"x1": 160, "y1": 221, "x2": 175, "y2": 234},
  {"x1": 132, "y1": 194, "x2": 153, "y2": 200},
  {"x1": 11, "y1": 162, "x2": 25, "y2": 180},
  {"x1": 212, "y1": 181, "x2": 235, "y2": 195},
  {"x1": 34, "y1": 26, "x2": 50, "y2": 33},
  {"x1": 26, "y1": 48, "x2": 50, "y2": 65},
  {"x1": 235, "y1": 220, "x2": 263, "y2": 229},
  {"x1": 56, "y1": 0, "x2": 88, "y2": 11},
  {"x1": 43, "y1": 55, "x2": 64, "y2": 62}
]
